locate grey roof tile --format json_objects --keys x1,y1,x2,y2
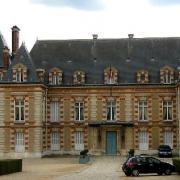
[
  {"x1": 0, "y1": 32, "x2": 9, "y2": 67},
  {"x1": 30, "y1": 37, "x2": 180, "y2": 84},
  {"x1": 4, "y1": 43, "x2": 38, "y2": 82}
]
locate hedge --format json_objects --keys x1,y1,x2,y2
[
  {"x1": 172, "y1": 157, "x2": 180, "y2": 174},
  {"x1": 0, "y1": 159, "x2": 22, "y2": 175}
]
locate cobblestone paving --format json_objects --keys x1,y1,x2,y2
[
  {"x1": 54, "y1": 156, "x2": 179, "y2": 180},
  {"x1": 0, "y1": 156, "x2": 179, "y2": 180}
]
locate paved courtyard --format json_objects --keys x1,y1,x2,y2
[{"x1": 0, "y1": 156, "x2": 179, "y2": 180}]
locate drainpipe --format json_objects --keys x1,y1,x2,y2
[
  {"x1": 45, "y1": 88, "x2": 48, "y2": 153},
  {"x1": 177, "y1": 85, "x2": 180, "y2": 156}
]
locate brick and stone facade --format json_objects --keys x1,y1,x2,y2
[{"x1": 0, "y1": 26, "x2": 179, "y2": 158}]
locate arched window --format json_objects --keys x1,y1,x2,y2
[
  {"x1": 160, "y1": 66, "x2": 174, "y2": 84},
  {"x1": 49, "y1": 68, "x2": 62, "y2": 85},
  {"x1": 73, "y1": 71, "x2": 85, "y2": 85},
  {"x1": 137, "y1": 70, "x2": 149, "y2": 84},
  {"x1": 104, "y1": 66, "x2": 118, "y2": 84},
  {"x1": 12, "y1": 64, "x2": 27, "y2": 82}
]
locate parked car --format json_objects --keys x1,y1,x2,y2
[
  {"x1": 158, "y1": 145, "x2": 172, "y2": 157},
  {"x1": 122, "y1": 155, "x2": 175, "y2": 176}
]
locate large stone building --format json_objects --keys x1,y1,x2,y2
[{"x1": 0, "y1": 26, "x2": 179, "y2": 158}]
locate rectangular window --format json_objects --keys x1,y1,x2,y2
[
  {"x1": 50, "y1": 101, "x2": 59, "y2": 122},
  {"x1": 51, "y1": 132, "x2": 60, "y2": 151},
  {"x1": 15, "y1": 99, "x2": 24, "y2": 121},
  {"x1": 75, "y1": 102, "x2": 84, "y2": 121},
  {"x1": 139, "y1": 131, "x2": 149, "y2": 150},
  {"x1": 0, "y1": 73, "x2": 3, "y2": 80},
  {"x1": 163, "y1": 101, "x2": 172, "y2": 120},
  {"x1": 164, "y1": 131, "x2": 173, "y2": 148},
  {"x1": 107, "y1": 101, "x2": 116, "y2": 121},
  {"x1": 52, "y1": 75, "x2": 59, "y2": 85},
  {"x1": 75, "y1": 131, "x2": 84, "y2": 150},
  {"x1": 15, "y1": 132, "x2": 25, "y2": 153},
  {"x1": 164, "y1": 72, "x2": 171, "y2": 84},
  {"x1": 139, "y1": 101, "x2": 148, "y2": 121},
  {"x1": 16, "y1": 71, "x2": 23, "y2": 82}
]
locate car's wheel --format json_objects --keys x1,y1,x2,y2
[
  {"x1": 132, "y1": 169, "x2": 139, "y2": 176},
  {"x1": 157, "y1": 171, "x2": 163, "y2": 175},
  {"x1": 125, "y1": 172, "x2": 131, "y2": 176},
  {"x1": 164, "y1": 168, "x2": 172, "y2": 175}
]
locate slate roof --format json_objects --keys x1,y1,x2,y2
[
  {"x1": 0, "y1": 32, "x2": 8, "y2": 67},
  {"x1": 4, "y1": 43, "x2": 38, "y2": 82},
  {"x1": 30, "y1": 37, "x2": 180, "y2": 85}
]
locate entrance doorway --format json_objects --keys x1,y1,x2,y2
[{"x1": 106, "y1": 131, "x2": 117, "y2": 155}]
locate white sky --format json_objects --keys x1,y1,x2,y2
[{"x1": 1, "y1": 0, "x2": 180, "y2": 51}]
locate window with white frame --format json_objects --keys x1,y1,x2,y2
[
  {"x1": 164, "y1": 72, "x2": 171, "y2": 84},
  {"x1": 52, "y1": 75, "x2": 60, "y2": 85},
  {"x1": 15, "y1": 132, "x2": 25, "y2": 152},
  {"x1": 50, "y1": 101, "x2": 59, "y2": 122},
  {"x1": 0, "y1": 72, "x2": 3, "y2": 80},
  {"x1": 51, "y1": 132, "x2": 60, "y2": 151},
  {"x1": 139, "y1": 131, "x2": 149, "y2": 150},
  {"x1": 163, "y1": 101, "x2": 172, "y2": 120},
  {"x1": 16, "y1": 70, "x2": 23, "y2": 82},
  {"x1": 75, "y1": 131, "x2": 84, "y2": 150},
  {"x1": 164, "y1": 131, "x2": 173, "y2": 148},
  {"x1": 15, "y1": 99, "x2": 24, "y2": 121},
  {"x1": 75, "y1": 102, "x2": 84, "y2": 121},
  {"x1": 139, "y1": 101, "x2": 148, "y2": 121},
  {"x1": 107, "y1": 100, "x2": 116, "y2": 121}
]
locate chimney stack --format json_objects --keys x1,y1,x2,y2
[
  {"x1": 3, "y1": 46, "x2": 10, "y2": 69},
  {"x1": 92, "y1": 34, "x2": 98, "y2": 40},
  {"x1": 128, "y1": 34, "x2": 134, "y2": 39},
  {"x1": 11, "y1": 25, "x2": 20, "y2": 56}
]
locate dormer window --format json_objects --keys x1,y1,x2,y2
[
  {"x1": 36, "y1": 69, "x2": 45, "y2": 82},
  {"x1": 73, "y1": 71, "x2": 85, "y2": 85},
  {"x1": 104, "y1": 66, "x2": 118, "y2": 84},
  {"x1": 52, "y1": 74, "x2": 60, "y2": 85},
  {"x1": 12, "y1": 64, "x2": 27, "y2": 82},
  {"x1": 0, "y1": 70, "x2": 5, "y2": 81},
  {"x1": 137, "y1": 70, "x2": 149, "y2": 84},
  {"x1": 16, "y1": 70, "x2": 23, "y2": 82},
  {"x1": 0, "y1": 73, "x2": 3, "y2": 81},
  {"x1": 49, "y1": 68, "x2": 62, "y2": 85},
  {"x1": 160, "y1": 66, "x2": 174, "y2": 84}
]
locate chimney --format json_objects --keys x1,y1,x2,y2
[
  {"x1": 128, "y1": 34, "x2": 134, "y2": 39},
  {"x1": 12, "y1": 25, "x2": 20, "y2": 56},
  {"x1": 92, "y1": 34, "x2": 98, "y2": 40},
  {"x1": 3, "y1": 46, "x2": 10, "y2": 69}
]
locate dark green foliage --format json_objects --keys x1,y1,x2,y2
[
  {"x1": 172, "y1": 157, "x2": 180, "y2": 173},
  {"x1": 0, "y1": 159, "x2": 22, "y2": 175}
]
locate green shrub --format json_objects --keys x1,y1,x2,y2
[
  {"x1": 172, "y1": 157, "x2": 180, "y2": 174},
  {"x1": 0, "y1": 159, "x2": 22, "y2": 175}
]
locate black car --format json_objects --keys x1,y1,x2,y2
[
  {"x1": 158, "y1": 145, "x2": 172, "y2": 157},
  {"x1": 122, "y1": 155, "x2": 175, "y2": 176}
]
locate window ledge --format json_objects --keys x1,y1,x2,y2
[
  {"x1": 74, "y1": 120, "x2": 85, "y2": 123},
  {"x1": 50, "y1": 121, "x2": 60, "y2": 123},
  {"x1": 138, "y1": 120, "x2": 149, "y2": 122},
  {"x1": 14, "y1": 121, "x2": 25, "y2": 124},
  {"x1": 163, "y1": 120, "x2": 173, "y2": 122},
  {"x1": 106, "y1": 120, "x2": 116, "y2": 122}
]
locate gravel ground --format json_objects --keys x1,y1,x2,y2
[{"x1": 0, "y1": 156, "x2": 179, "y2": 180}]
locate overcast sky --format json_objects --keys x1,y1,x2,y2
[{"x1": 1, "y1": 0, "x2": 180, "y2": 51}]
